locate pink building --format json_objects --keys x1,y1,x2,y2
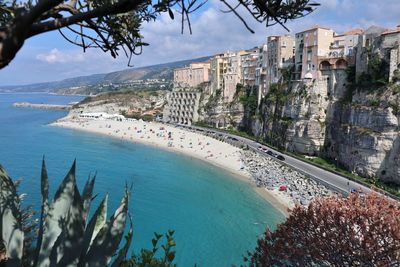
[{"x1": 173, "y1": 62, "x2": 210, "y2": 88}]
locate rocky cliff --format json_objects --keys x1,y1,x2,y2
[
  {"x1": 325, "y1": 86, "x2": 399, "y2": 184},
  {"x1": 197, "y1": 85, "x2": 245, "y2": 129},
  {"x1": 247, "y1": 71, "x2": 399, "y2": 185}
]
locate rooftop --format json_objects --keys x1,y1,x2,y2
[
  {"x1": 298, "y1": 25, "x2": 333, "y2": 34},
  {"x1": 343, "y1": 28, "x2": 364, "y2": 36},
  {"x1": 381, "y1": 26, "x2": 400, "y2": 36}
]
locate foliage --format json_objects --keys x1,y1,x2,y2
[
  {"x1": 393, "y1": 69, "x2": 400, "y2": 83},
  {"x1": 235, "y1": 83, "x2": 245, "y2": 97},
  {"x1": 265, "y1": 82, "x2": 291, "y2": 105},
  {"x1": 245, "y1": 193, "x2": 400, "y2": 267},
  {"x1": 142, "y1": 114, "x2": 155, "y2": 121},
  {"x1": 368, "y1": 99, "x2": 380, "y2": 107},
  {"x1": 392, "y1": 84, "x2": 400, "y2": 95},
  {"x1": 389, "y1": 101, "x2": 399, "y2": 116},
  {"x1": 357, "y1": 52, "x2": 389, "y2": 88},
  {"x1": 343, "y1": 65, "x2": 356, "y2": 102},
  {"x1": 0, "y1": 160, "x2": 134, "y2": 266},
  {"x1": 0, "y1": 160, "x2": 181, "y2": 267},
  {"x1": 120, "y1": 231, "x2": 176, "y2": 267},
  {"x1": 0, "y1": 0, "x2": 319, "y2": 69},
  {"x1": 204, "y1": 89, "x2": 222, "y2": 111},
  {"x1": 239, "y1": 86, "x2": 258, "y2": 117}
]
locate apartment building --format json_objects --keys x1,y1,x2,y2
[
  {"x1": 209, "y1": 51, "x2": 249, "y2": 102},
  {"x1": 222, "y1": 51, "x2": 247, "y2": 102},
  {"x1": 294, "y1": 26, "x2": 335, "y2": 80},
  {"x1": 255, "y1": 44, "x2": 268, "y2": 104},
  {"x1": 355, "y1": 25, "x2": 400, "y2": 82},
  {"x1": 210, "y1": 53, "x2": 228, "y2": 94},
  {"x1": 318, "y1": 29, "x2": 363, "y2": 72},
  {"x1": 266, "y1": 35, "x2": 295, "y2": 85},
  {"x1": 381, "y1": 26, "x2": 400, "y2": 81},
  {"x1": 173, "y1": 62, "x2": 210, "y2": 88},
  {"x1": 163, "y1": 89, "x2": 201, "y2": 125},
  {"x1": 241, "y1": 48, "x2": 259, "y2": 87}
]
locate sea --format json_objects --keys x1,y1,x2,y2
[{"x1": 0, "y1": 93, "x2": 284, "y2": 266}]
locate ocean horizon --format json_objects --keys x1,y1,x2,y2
[{"x1": 0, "y1": 93, "x2": 284, "y2": 266}]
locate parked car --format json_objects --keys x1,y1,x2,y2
[
  {"x1": 276, "y1": 155, "x2": 285, "y2": 161},
  {"x1": 266, "y1": 150, "x2": 274, "y2": 156}
]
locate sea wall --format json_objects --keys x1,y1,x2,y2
[{"x1": 13, "y1": 102, "x2": 72, "y2": 110}]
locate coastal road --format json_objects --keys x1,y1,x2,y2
[{"x1": 176, "y1": 124, "x2": 373, "y2": 196}]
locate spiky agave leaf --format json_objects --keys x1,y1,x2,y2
[
  {"x1": 82, "y1": 174, "x2": 96, "y2": 223},
  {"x1": 0, "y1": 165, "x2": 24, "y2": 266},
  {"x1": 49, "y1": 183, "x2": 85, "y2": 267},
  {"x1": 110, "y1": 215, "x2": 133, "y2": 267},
  {"x1": 82, "y1": 188, "x2": 129, "y2": 267},
  {"x1": 33, "y1": 158, "x2": 49, "y2": 266},
  {"x1": 36, "y1": 161, "x2": 78, "y2": 267},
  {"x1": 78, "y1": 194, "x2": 108, "y2": 265}
]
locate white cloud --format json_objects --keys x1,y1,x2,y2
[{"x1": 36, "y1": 48, "x2": 85, "y2": 64}]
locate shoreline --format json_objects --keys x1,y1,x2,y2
[{"x1": 52, "y1": 116, "x2": 293, "y2": 215}]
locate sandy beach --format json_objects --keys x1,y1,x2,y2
[{"x1": 52, "y1": 116, "x2": 294, "y2": 214}]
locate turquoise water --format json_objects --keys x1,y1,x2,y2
[{"x1": 0, "y1": 93, "x2": 284, "y2": 266}]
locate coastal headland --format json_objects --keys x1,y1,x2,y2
[{"x1": 53, "y1": 114, "x2": 335, "y2": 215}]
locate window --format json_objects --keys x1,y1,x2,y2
[
  {"x1": 314, "y1": 31, "x2": 317, "y2": 36},
  {"x1": 314, "y1": 41, "x2": 317, "y2": 46},
  {"x1": 307, "y1": 63, "x2": 311, "y2": 71},
  {"x1": 307, "y1": 51, "x2": 312, "y2": 61}
]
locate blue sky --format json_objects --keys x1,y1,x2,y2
[{"x1": 0, "y1": 0, "x2": 399, "y2": 85}]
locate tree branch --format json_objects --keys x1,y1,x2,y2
[{"x1": 27, "y1": 0, "x2": 145, "y2": 38}]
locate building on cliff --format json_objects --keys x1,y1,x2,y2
[
  {"x1": 210, "y1": 53, "x2": 227, "y2": 94},
  {"x1": 241, "y1": 48, "x2": 259, "y2": 87},
  {"x1": 255, "y1": 35, "x2": 295, "y2": 104},
  {"x1": 294, "y1": 26, "x2": 335, "y2": 80},
  {"x1": 209, "y1": 50, "x2": 249, "y2": 102},
  {"x1": 222, "y1": 51, "x2": 246, "y2": 102},
  {"x1": 255, "y1": 44, "x2": 268, "y2": 105},
  {"x1": 355, "y1": 25, "x2": 400, "y2": 83},
  {"x1": 164, "y1": 62, "x2": 210, "y2": 125},
  {"x1": 173, "y1": 62, "x2": 210, "y2": 88},
  {"x1": 163, "y1": 89, "x2": 202, "y2": 125}
]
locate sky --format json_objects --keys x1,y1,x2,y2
[{"x1": 0, "y1": 0, "x2": 399, "y2": 85}]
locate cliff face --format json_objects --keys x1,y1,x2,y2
[
  {"x1": 197, "y1": 85, "x2": 245, "y2": 128},
  {"x1": 253, "y1": 75, "x2": 334, "y2": 155},
  {"x1": 325, "y1": 88, "x2": 400, "y2": 184},
  {"x1": 249, "y1": 70, "x2": 400, "y2": 184}
]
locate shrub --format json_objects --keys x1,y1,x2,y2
[{"x1": 245, "y1": 193, "x2": 400, "y2": 267}]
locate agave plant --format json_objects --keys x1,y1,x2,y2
[{"x1": 0, "y1": 159, "x2": 133, "y2": 267}]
